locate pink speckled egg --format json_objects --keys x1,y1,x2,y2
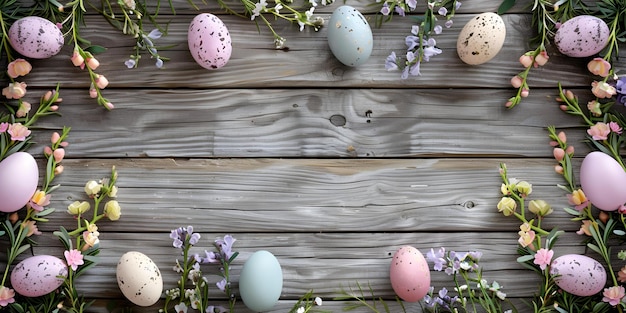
[
  {"x1": 9, "y1": 16, "x2": 64, "y2": 59},
  {"x1": 389, "y1": 246, "x2": 430, "y2": 302},
  {"x1": 11, "y1": 255, "x2": 68, "y2": 297},
  {"x1": 554, "y1": 15, "x2": 609, "y2": 58},
  {"x1": 550, "y1": 254, "x2": 606, "y2": 296},
  {"x1": 188, "y1": 13, "x2": 232, "y2": 70},
  {"x1": 0, "y1": 152, "x2": 39, "y2": 213},
  {"x1": 579, "y1": 151, "x2": 626, "y2": 211}
]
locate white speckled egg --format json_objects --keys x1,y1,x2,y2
[
  {"x1": 327, "y1": 5, "x2": 373, "y2": 67},
  {"x1": 0, "y1": 152, "x2": 39, "y2": 213},
  {"x1": 116, "y1": 251, "x2": 163, "y2": 307},
  {"x1": 555, "y1": 15, "x2": 609, "y2": 58},
  {"x1": 457, "y1": 12, "x2": 506, "y2": 65},
  {"x1": 389, "y1": 246, "x2": 430, "y2": 302},
  {"x1": 188, "y1": 13, "x2": 232, "y2": 69},
  {"x1": 239, "y1": 250, "x2": 283, "y2": 312},
  {"x1": 11, "y1": 255, "x2": 68, "y2": 297},
  {"x1": 549, "y1": 254, "x2": 606, "y2": 296},
  {"x1": 9, "y1": 16, "x2": 64, "y2": 59}
]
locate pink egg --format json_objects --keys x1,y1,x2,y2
[
  {"x1": 550, "y1": 254, "x2": 606, "y2": 296},
  {"x1": 9, "y1": 16, "x2": 65, "y2": 59},
  {"x1": 188, "y1": 13, "x2": 232, "y2": 70},
  {"x1": 11, "y1": 255, "x2": 68, "y2": 297},
  {"x1": 0, "y1": 152, "x2": 39, "y2": 213},
  {"x1": 554, "y1": 15, "x2": 609, "y2": 58},
  {"x1": 579, "y1": 151, "x2": 626, "y2": 211},
  {"x1": 389, "y1": 246, "x2": 430, "y2": 302}
]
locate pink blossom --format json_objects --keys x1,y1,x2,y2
[
  {"x1": 534, "y1": 51, "x2": 549, "y2": 66},
  {"x1": 2, "y1": 82, "x2": 27, "y2": 99},
  {"x1": 0, "y1": 286, "x2": 15, "y2": 307},
  {"x1": 533, "y1": 248, "x2": 553, "y2": 270},
  {"x1": 95, "y1": 75, "x2": 109, "y2": 89},
  {"x1": 28, "y1": 190, "x2": 51, "y2": 212},
  {"x1": 89, "y1": 88, "x2": 97, "y2": 98},
  {"x1": 553, "y1": 148, "x2": 565, "y2": 161},
  {"x1": 519, "y1": 54, "x2": 533, "y2": 68},
  {"x1": 51, "y1": 132, "x2": 61, "y2": 144},
  {"x1": 587, "y1": 58, "x2": 611, "y2": 77},
  {"x1": 53, "y1": 148, "x2": 65, "y2": 162},
  {"x1": 587, "y1": 122, "x2": 611, "y2": 140},
  {"x1": 591, "y1": 81, "x2": 617, "y2": 98},
  {"x1": 510, "y1": 76, "x2": 523, "y2": 88},
  {"x1": 8, "y1": 123, "x2": 31, "y2": 141},
  {"x1": 568, "y1": 189, "x2": 589, "y2": 211},
  {"x1": 64, "y1": 249, "x2": 85, "y2": 271},
  {"x1": 16, "y1": 101, "x2": 31, "y2": 118},
  {"x1": 603, "y1": 286, "x2": 625, "y2": 306},
  {"x1": 86, "y1": 57, "x2": 100, "y2": 70},
  {"x1": 71, "y1": 49, "x2": 85, "y2": 67},
  {"x1": 7, "y1": 59, "x2": 32, "y2": 78},
  {"x1": 609, "y1": 122, "x2": 622, "y2": 134},
  {"x1": 0, "y1": 122, "x2": 8, "y2": 133}
]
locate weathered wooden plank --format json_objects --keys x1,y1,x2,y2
[
  {"x1": 30, "y1": 158, "x2": 581, "y2": 234},
  {"x1": 17, "y1": 14, "x2": 623, "y2": 89},
  {"x1": 3, "y1": 232, "x2": 593, "y2": 302},
  {"x1": 27, "y1": 88, "x2": 590, "y2": 158}
]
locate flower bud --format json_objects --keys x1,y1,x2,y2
[
  {"x1": 497, "y1": 197, "x2": 517, "y2": 216},
  {"x1": 95, "y1": 75, "x2": 109, "y2": 89},
  {"x1": 511, "y1": 76, "x2": 523, "y2": 88},
  {"x1": 54, "y1": 165, "x2": 64, "y2": 175},
  {"x1": 8, "y1": 212, "x2": 19, "y2": 223},
  {"x1": 520, "y1": 88, "x2": 529, "y2": 98},
  {"x1": 557, "y1": 131, "x2": 567, "y2": 143},
  {"x1": 553, "y1": 148, "x2": 565, "y2": 161},
  {"x1": 559, "y1": 105, "x2": 568, "y2": 111},
  {"x1": 529, "y1": 199, "x2": 553, "y2": 216},
  {"x1": 67, "y1": 201, "x2": 90, "y2": 215},
  {"x1": 565, "y1": 146, "x2": 574, "y2": 155},
  {"x1": 104, "y1": 200, "x2": 121, "y2": 221},
  {"x1": 86, "y1": 57, "x2": 100, "y2": 70},
  {"x1": 89, "y1": 88, "x2": 98, "y2": 98},
  {"x1": 599, "y1": 211, "x2": 610, "y2": 224},
  {"x1": 554, "y1": 165, "x2": 564, "y2": 174},
  {"x1": 519, "y1": 55, "x2": 534, "y2": 68},
  {"x1": 53, "y1": 148, "x2": 65, "y2": 163},
  {"x1": 534, "y1": 51, "x2": 549, "y2": 66},
  {"x1": 84, "y1": 180, "x2": 102, "y2": 197},
  {"x1": 51, "y1": 132, "x2": 61, "y2": 144},
  {"x1": 43, "y1": 146, "x2": 53, "y2": 156},
  {"x1": 71, "y1": 49, "x2": 85, "y2": 67}
]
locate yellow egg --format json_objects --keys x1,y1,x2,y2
[{"x1": 457, "y1": 12, "x2": 506, "y2": 65}]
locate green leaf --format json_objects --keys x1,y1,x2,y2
[
  {"x1": 614, "y1": 229, "x2": 626, "y2": 236},
  {"x1": 587, "y1": 243, "x2": 603, "y2": 255},
  {"x1": 85, "y1": 45, "x2": 107, "y2": 55},
  {"x1": 517, "y1": 255, "x2": 535, "y2": 263},
  {"x1": 497, "y1": 0, "x2": 516, "y2": 14},
  {"x1": 563, "y1": 207, "x2": 583, "y2": 216}
]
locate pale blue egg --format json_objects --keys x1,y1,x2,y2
[
  {"x1": 239, "y1": 250, "x2": 283, "y2": 312},
  {"x1": 327, "y1": 5, "x2": 373, "y2": 67}
]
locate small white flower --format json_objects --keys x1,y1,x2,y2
[
  {"x1": 496, "y1": 291, "x2": 507, "y2": 301},
  {"x1": 314, "y1": 296, "x2": 322, "y2": 306},
  {"x1": 309, "y1": 0, "x2": 317, "y2": 6},
  {"x1": 296, "y1": 307, "x2": 305, "y2": 313}
]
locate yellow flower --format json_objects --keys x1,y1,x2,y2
[
  {"x1": 109, "y1": 186, "x2": 118, "y2": 198},
  {"x1": 515, "y1": 181, "x2": 532, "y2": 196},
  {"x1": 104, "y1": 200, "x2": 121, "y2": 221},
  {"x1": 84, "y1": 180, "x2": 102, "y2": 197},
  {"x1": 67, "y1": 201, "x2": 90, "y2": 215},
  {"x1": 497, "y1": 197, "x2": 517, "y2": 216},
  {"x1": 529, "y1": 200, "x2": 553, "y2": 217}
]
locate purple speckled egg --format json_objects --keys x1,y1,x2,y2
[
  {"x1": 188, "y1": 13, "x2": 232, "y2": 70},
  {"x1": 554, "y1": 15, "x2": 609, "y2": 58},
  {"x1": 550, "y1": 254, "x2": 606, "y2": 296},
  {"x1": 0, "y1": 152, "x2": 39, "y2": 213},
  {"x1": 9, "y1": 16, "x2": 64, "y2": 59},
  {"x1": 389, "y1": 246, "x2": 430, "y2": 302},
  {"x1": 11, "y1": 255, "x2": 68, "y2": 297}
]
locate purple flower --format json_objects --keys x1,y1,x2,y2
[
  {"x1": 147, "y1": 28, "x2": 163, "y2": 40},
  {"x1": 423, "y1": 46, "x2": 442, "y2": 62},
  {"x1": 385, "y1": 52, "x2": 398, "y2": 71},
  {"x1": 406, "y1": 0, "x2": 417, "y2": 10},
  {"x1": 124, "y1": 59, "x2": 136, "y2": 68},
  {"x1": 616, "y1": 77, "x2": 626, "y2": 106},
  {"x1": 427, "y1": 247, "x2": 446, "y2": 271},
  {"x1": 409, "y1": 62, "x2": 421, "y2": 76},
  {"x1": 189, "y1": 232, "x2": 201, "y2": 245},
  {"x1": 206, "y1": 305, "x2": 227, "y2": 313},
  {"x1": 438, "y1": 7, "x2": 448, "y2": 16},
  {"x1": 155, "y1": 58, "x2": 164, "y2": 68},
  {"x1": 405, "y1": 36, "x2": 420, "y2": 50},
  {"x1": 401, "y1": 67, "x2": 410, "y2": 79},
  {"x1": 216, "y1": 278, "x2": 227, "y2": 292},
  {"x1": 445, "y1": 20, "x2": 453, "y2": 28},
  {"x1": 395, "y1": 6, "x2": 405, "y2": 16},
  {"x1": 380, "y1": 3, "x2": 390, "y2": 15},
  {"x1": 216, "y1": 235, "x2": 237, "y2": 260},
  {"x1": 434, "y1": 25, "x2": 443, "y2": 34}
]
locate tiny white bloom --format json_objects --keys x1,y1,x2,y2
[
  {"x1": 314, "y1": 296, "x2": 322, "y2": 306},
  {"x1": 296, "y1": 307, "x2": 305, "y2": 313}
]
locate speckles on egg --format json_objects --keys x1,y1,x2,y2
[
  {"x1": 9, "y1": 16, "x2": 64, "y2": 59},
  {"x1": 554, "y1": 15, "x2": 609, "y2": 58},
  {"x1": 389, "y1": 246, "x2": 430, "y2": 302},
  {"x1": 188, "y1": 13, "x2": 232, "y2": 70},
  {"x1": 327, "y1": 5, "x2": 373, "y2": 67},
  {"x1": 11, "y1": 255, "x2": 68, "y2": 297},
  {"x1": 549, "y1": 254, "x2": 606, "y2": 296},
  {"x1": 116, "y1": 251, "x2": 163, "y2": 307},
  {"x1": 457, "y1": 12, "x2": 506, "y2": 65}
]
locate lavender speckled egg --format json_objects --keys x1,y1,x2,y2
[
  {"x1": 554, "y1": 15, "x2": 609, "y2": 58},
  {"x1": 457, "y1": 12, "x2": 506, "y2": 65},
  {"x1": 188, "y1": 13, "x2": 232, "y2": 70},
  {"x1": 0, "y1": 152, "x2": 39, "y2": 213},
  {"x1": 327, "y1": 5, "x2": 373, "y2": 67},
  {"x1": 11, "y1": 255, "x2": 68, "y2": 297},
  {"x1": 389, "y1": 246, "x2": 430, "y2": 302},
  {"x1": 549, "y1": 254, "x2": 606, "y2": 296},
  {"x1": 9, "y1": 16, "x2": 64, "y2": 59},
  {"x1": 116, "y1": 251, "x2": 163, "y2": 306}
]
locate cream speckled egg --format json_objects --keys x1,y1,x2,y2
[
  {"x1": 554, "y1": 15, "x2": 609, "y2": 58},
  {"x1": 389, "y1": 246, "x2": 430, "y2": 302},
  {"x1": 0, "y1": 152, "x2": 39, "y2": 213},
  {"x1": 9, "y1": 16, "x2": 64, "y2": 59},
  {"x1": 11, "y1": 255, "x2": 68, "y2": 297},
  {"x1": 327, "y1": 5, "x2": 373, "y2": 67},
  {"x1": 188, "y1": 13, "x2": 232, "y2": 69},
  {"x1": 550, "y1": 254, "x2": 606, "y2": 296},
  {"x1": 116, "y1": 251, "x2": 163, "y2": 306},
  {"x1": 457, "y1": 12, "x2": 506, "y2": 65}
]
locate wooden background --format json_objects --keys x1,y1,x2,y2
[{"x1": 3, "y1": 0, "x2": 626, "y2": 311}]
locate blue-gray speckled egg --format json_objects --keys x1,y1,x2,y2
[{"x1": 327, "y1": 5, "x2": 373, "y2": 67}]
